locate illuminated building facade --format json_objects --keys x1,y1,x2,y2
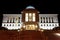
[{"x1": 2, "y1": 6, "x2": 59, "y2": 30}]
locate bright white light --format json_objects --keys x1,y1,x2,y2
[
  {"x1": 33, "y1": 13, "x2": 35, "y2": 22},
  {"x1": 23, "y1": 25, "x2": 25, "y2": 28},
  {"x1": 29, "y1": 13, "x2": 32, "y2": 21},
  {"x1": 29, "y1": 13, "x2": 32, "y2": 16},
  {"x1": 25, "y1": 13, "x2": 28, "y2": 22},
  {"x1": 55, "y1": 33, "x2": 60, "y2": 36}
]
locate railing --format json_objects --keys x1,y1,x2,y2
[
  {"x1": 2, "y1": 23, "x2": 59, "y2": 30},
  {"x1": 39, "y1": 23, "x2": 59, "y2": 30},
  {"x1": 2, "y1": 23, "x2": 22, "y2": 30}
]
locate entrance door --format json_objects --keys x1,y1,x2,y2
[{"x1": 23, "y1": 24, "x2": 38, "y2": 30}]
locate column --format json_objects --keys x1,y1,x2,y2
[
  {"x1": 13, "y1": 17, "x2": 14, "y2": 23},
  {"x1": 50, "y1": 17, "x2": 52, "y2": 23},
  {"x1": 46, "y1": 17, "x2": 48, "y2": 23},
  {"x1": 48, "y1": 17, "x2": 49, "y2": 23},
  {"x1": 49, "y1": 17, "x2": 51, "y2": 23},
  {"x1": 9, "y1": 17, "x2": 10, "y2": 23},
  {"x1": 11, "y1": 17, "x2": 13, "y2": 23},
  {"x1": 10, "y1": 17, "x2": 13, "y2": 23},
  {"x1": 45, "y1": 17, "x2": 46, "y2": 23},
  {"x1": 14, "y1": 17, "x2": 16, "y2": 23},
  {"x1": 7, "y1": 17, "x2": 9, "y2": 23},
  {"x1": 16, "y1": 17, "x2": 19, "y2": 23},
  {"x1": 39, "y1": 17, "x2": 41, "y2": 23},
  {"x1": 14, "y1": 17, "x2": 18, "y2": 23},
  {"x1": 43, "y1": 17, "x2": 44, "y2": 23},
  {"x1": 20, "y1": 17, "x2": 21, "y2": 23},
  {"x1": 40, "y1": 17, "x2": 42, "y2": 23}
]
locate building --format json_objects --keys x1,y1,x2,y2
[{"x1": 2, "y1": 6, "x2": 59, "y2": 30}]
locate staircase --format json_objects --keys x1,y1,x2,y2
[
  {"x1": 19, "y1": 30, "x2": 47, "y2": 40},
  {"x1": 0, "y1": 30, "x2": 48, "y2": 40}
]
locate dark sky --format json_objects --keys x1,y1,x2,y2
[
  {"x1": 0, "y1": 0, "x2": 60, "y2": 14},
  {"x1": 0, "y1": 0, "x2": 60, "y2": 26}
]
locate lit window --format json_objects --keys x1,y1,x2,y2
[
  {"x1": 33, "y1": 13, "x2": 35, "y2": 22},
  {"x1": 29, "y1": 13, "x2": 32, "y2": 21},
  {"x1": 25, "y1": 13, "x2": 28, "y2": 22},
  {"x1": 29, "y1": 13, "x2": 32, "y2": 16}
]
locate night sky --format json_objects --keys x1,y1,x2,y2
[{"x1": 0, "y1": 0, "x2": 60, "y2": 26}]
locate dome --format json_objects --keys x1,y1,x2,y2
[{"x1": 26, "y1": 6, "x2": 35, "y2": 9}]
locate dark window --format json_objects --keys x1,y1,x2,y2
[
  {"x1": 7, "y1": 24, "x2": 8, "y2": 26},
  {"x1": 18, "y1": 24, "x2": 20, "y2": 26},
  {"x1": 52, "y1": 24, "x2": 54, "y2": 26},
  {"x1": 55, "y1": 24, "x2": 57, "y2": 26},
  {"x1": 10, "y1": 24, "x2": 11, "y2": 26},
  {"x1": 49, "y1": 24, "x2": 51, "y2": 26},
  {"x1": 4, "y1": 24, "x2": 5, "y2": 26},
  {"x1": 12, "y1": 24, "x2": 14, "y2": 26},
  {"x1": 47, "y1": 24, "x2": 48, "y2": 26},
  {"x1": 41, "y1": 24, "x2": 43, "y2": 26},
  {"x1": 44, "y1": 24, "x2": 45, "y2": 26}
]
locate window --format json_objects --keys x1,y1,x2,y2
[
  {"x1": 33, "y1": 13, "x2": 35, "y2": 22},
  {"x1": 7, "y1": 24, "x2": 8, "y2": 26},
  {"x1": 12, "y1": 24, "x2": 14, "y2": 26},
  {"x1": 55, "y1": 24, "x2": 57, "y2": 26},
  {"x1": 52, "y1": 24, "x2": 54, "y2": 26},
  {"x1": 25, "y1": 13, "x2": 35, "y2": 22},
  {"x1": 47, "y1": 24, "x2": 48, "y2": 26},
  {"x1": 18, "y1": 24, "x2": 20, "y2": 26},
  {"x1": 10, "y1": 24, "x2": 11, "y2": 26},
  {"x1": 49, "y1": 24, "x2": 51, "y2": 26},
  {"x1": 4, "y1": 24, "x2": 5, "y2": 26},
  {"x1": 44, "y1": 24, "x2": 45, "y2": 26},
  {"x1": 25, "y1": 13, "x2": 28, "y2": 22},
  {"x1": 29, "y1": 13, "x2": 32, "y2": 21},
  {"x1": 41, "y1": 24, "x2": 43, "y2": 26}
]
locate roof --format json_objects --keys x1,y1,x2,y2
[{"x1": 26, "y1": 6, "x2": 35, "y2": 9}]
